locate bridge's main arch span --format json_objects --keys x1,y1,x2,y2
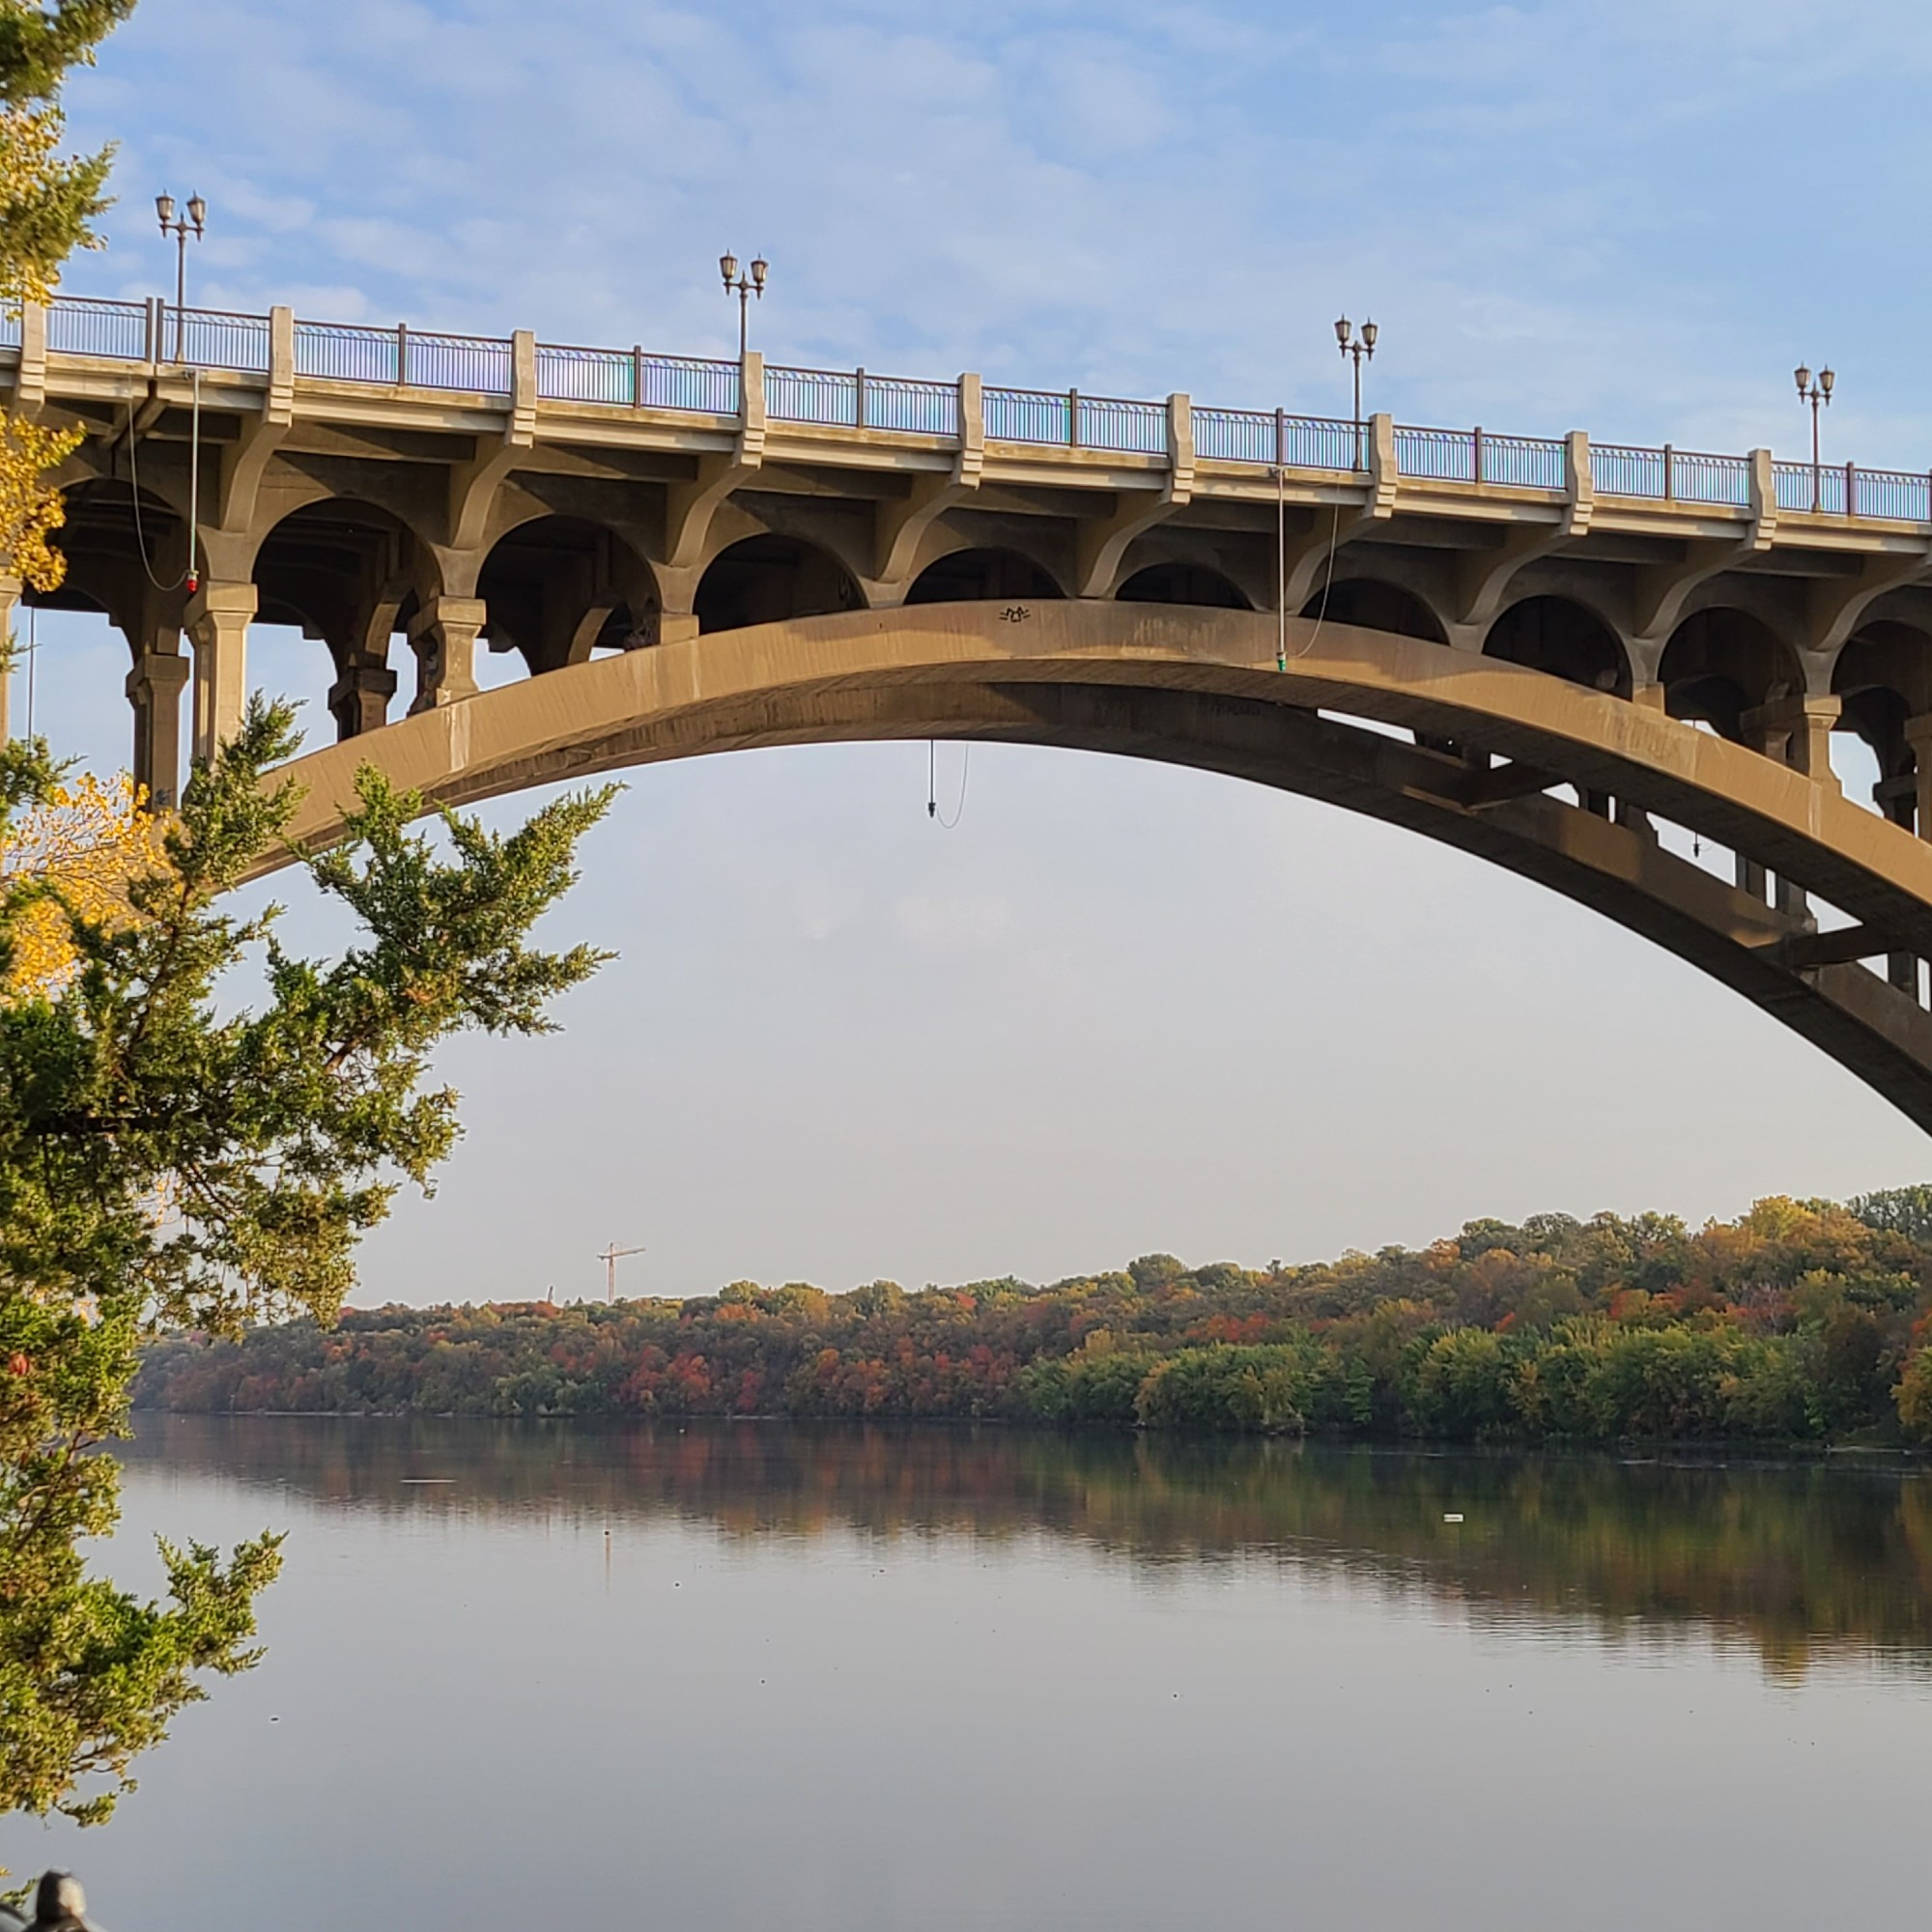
[{"x1": 255, "y1": 602, "x2": 1932, "y2": 1129}]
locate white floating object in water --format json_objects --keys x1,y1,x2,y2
[{"x1": 1443, "y1": 1513, "x2": 1464, "y2": 1523}]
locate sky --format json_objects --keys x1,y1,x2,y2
[{"x1": 14, "y1": 0, "x2": 1932, "y2": 1304}]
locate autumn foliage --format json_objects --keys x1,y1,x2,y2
[
  {"x1": 0, "y1": 770, "x2": 166, "y2": 993},
  {"x1": 138, "y1": 1188, "x2": 1932, "y2": 1447}
]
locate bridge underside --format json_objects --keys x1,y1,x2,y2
[{"x1": 256, "y1": 602, "x2": 1932, "y2": 1131}]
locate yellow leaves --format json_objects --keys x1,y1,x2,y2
[
  {"x1": 0, "y1": 408, "x2": 80, "y2": 591},
  {"x1": 1, "y1": 770, "x2": 170, "y2": 995},
  {"x1": 0, "y1": 105, "x2": 68, "y2": 303},
  {"x1": 0, "y1": 99, "x2": 108, "y2": 305},
  {"x1": 0, "y1": 92, "x2": 111, "y2": 597}
]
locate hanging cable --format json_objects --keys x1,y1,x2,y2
[
  {"x1": 926, "y1": 739, "x2": 969, "y2": 829},
  {"x1": 126, "y1": 366, "x2": 204, "y2": 594},
  {"x1": 1273, "y1": 445, "x2": 1345, "y2": 668},
  {"x1": 24, "y1": 601, "x2": 35, "y2": 737},
  {"x1": 1285, "y1": 496, "x2": 1344, "y2": 665},
  {"x1": 186, "y1": 366, "x2": 202, "y2": 595},
  {"x1": 125, "y1": 429, "x2": 185, "y2": 593},
  {"x1": 1275, "y1": 463, "x2": 1286, "y2": 671}
]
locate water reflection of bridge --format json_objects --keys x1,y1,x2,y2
[
  {"x1": 20, "y1": 293, "x2": 1932, "y2": 1120},
  {"x1": 128, "y1": 1414, "x2": 1932, "y2": 1679}
]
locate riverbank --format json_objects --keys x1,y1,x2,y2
[{"x1": 137, "y1": 1189, "x2": 1932, "y2": 1448}]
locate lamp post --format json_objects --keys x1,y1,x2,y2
[
  {"x1": 156, "y1": 191, "x2": 206, "y2": 361},
  {"x1": 720, "y1": 250, "x2": 768, "y2": 360},
  {"x1": 1794, "y1": 361, "x2": 1834, "y2": 513},
  {"x1": 1335, "y1": 314, "x2": 1378, "y2": 469}
]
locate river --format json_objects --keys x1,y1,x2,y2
[{"x1": 12, "y1": 1417, "x2": 1932, "y2": 1930}]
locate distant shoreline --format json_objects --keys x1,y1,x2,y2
[{"x1": 135, "y1": 1191, "x2": 1932, "y2": 1452}]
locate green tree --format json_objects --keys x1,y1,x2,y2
[
  {"x1": 1848, "y1": 1183, "x2": 1932, "y2": 1246},
  {"x1": 1, "y1": 706, "x2": 611, "y2": 1833}
]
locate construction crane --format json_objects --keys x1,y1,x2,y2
[{"x1": 597, "y1": 1242, "x2": 645, "y2": 1304}]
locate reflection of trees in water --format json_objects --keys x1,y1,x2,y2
[{"x1": 129, "y1": 1416, "x2": 1932, "y2": 1678}]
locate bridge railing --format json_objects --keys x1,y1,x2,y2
[
  {"x1": 1591, "y1": 442, "x2": 1667, "y2": 497},
  {"x1": 860, "y1": 373, "x2": 958, "y2": 438},
  {"x1": 18, "y1": 293, "x2": 1932, "y2": 526},
  {"x1": 180, "y1": 307, "x2": 272, "y2": 373},
  {"x1": 984, "y1": 385, "x2": 1069, "y2": 445},
  {"x1": 46, "y1": 294, "x2": 150, "y2": 359},
  {"x1": 1392, "y1": 425, "x2": 1569, "y2": 489},
  {"x1": 1395, "y1": 424, "x2": 1477, "y2": 482},
  {"x1": 1191, "y1": 407, "x2": 1361, "y2": 471},
  {"x1": 1852, "y1": 467, "x2": 1932, "y2": 523},
  {"x1": 981, "y1": 386, "x2": 1169, "y2": 452},
  {"x1": 1669, "y1": 450, "x2": 1752, "y2": 507},
  {"x1": 765, "y1": 366, "x2": 959, "y2": 435}
]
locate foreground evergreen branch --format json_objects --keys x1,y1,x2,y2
[{"x1": 0, "y1": 702, "x2": 613, "y2": 1829}]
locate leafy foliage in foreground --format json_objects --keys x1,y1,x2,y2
[
  {"x1": 0, "y1": 704, "x2": 611, "y2": 1831},
  {"x1": 140, "y1": 1189, "x2": 1932, "y2": 1446}
]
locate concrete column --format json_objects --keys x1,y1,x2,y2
[
  {"x1": 1743, "y1": 694, "x2": 1840, "y2": 787},
  {"x1": 408, "y1": 596, "x2": 486, "y2": 713},
  {"x1": 127, "y1": 650, "x2": 190, "y2": 809},
  {"x1": 327, "y1": 656, "x2": 398, "y2": 740},
  {"x1": 0, "y1": 574, "x2": 20, "y2": 742},
  {"x1": 185, "y1": 582, "x2": 257, "y2": 764},
  {"x1": 1614, "y1": 799, "x2": 1656, "y2": 839},
  {"x1": 1791, "y1": 696, "x2": 1842, "y2": 788},
  {"x1": 1905, "y1": 715, "x2": 1932, "y2": 842}
]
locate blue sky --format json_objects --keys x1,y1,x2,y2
[
  {"x1": 70, "y1": 0, "x2": 1932, "y2": 460},
  {"x1": 16, "y1": 0, "x2": 1932, "y2": 1302}
]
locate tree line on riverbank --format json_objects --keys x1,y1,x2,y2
[{"x1": 134, "y1": 1188, "x2": 1932, "y2": 1446}]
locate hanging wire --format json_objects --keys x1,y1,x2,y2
[
  {"x1": 926, "y1": 739, "x2": 969, "y2": 829},
  {"x1": 1284, "y1": 495, "x2": 1344, "y2": 665},
  {"x1": 1275, "y1": 463, "x2": 1286, "y2": 670},
  {"x1": 125, "y1": 367, "x2": 203, "y2": 594},
  {"x1": 24, "y1": 601, "x2": 35, "y2": 737},
  {"x1": 1272, "y1": 445, "x2": 1346, "y2": 669},
  {"x1": 127, "y1": 431, "x2": 184, "y2": 593}
]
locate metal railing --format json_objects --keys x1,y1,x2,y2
[
  {"x1": 1192, "y1": 408, "x2": 1362, "y2": 471},
  {"x1": 1077, "y1": 394, "x2": 1166, "y2": 454},
  {"x1": 764, "y1": 366, "x2": 960, "y2": 436},
  {"x1": 981, "y1": 386, "x2": 1166, "y2": 451},
  {"x1": 295, "y1": 321, "x2": 405, "y2": 385},
  {"x1": 1668, "y1": 450, "x2": 1752, "y2": 507},
  {"x1": 1591, "y1": 442, "x2": 1667, "y2": 498},
  {"x1": 1481, "y1": 433, "x2": 1567, "y2": 491},
  {"x1": 179, "y1": 307, "x2": 271, "y2": 373},
  {"x1": 46, "y1": 294, "x2": 149, "y2": 360},
  {"x1": 1392, "y1": 426, "x2": 1568, "y2": 489},
  {"x1": 984, "y1": 384, "x2": 1071, "y2": 445},
  {"x1": 17, "y1": 292, "x2": 1932, "y2": 525},
  {"x1": 1395, "y1": 425, "x2": 1480, "y2": 483},
  {"x1": 1852, "y1": 467, "x2": 1932, "y2": 523},
  {"x1": 859, "y1": 373, "x2": 957, "y2": 437}
]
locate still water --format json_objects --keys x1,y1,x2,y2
[{"x1": 14, "y1": 1417, "x2": 1932, "y2": 1930}]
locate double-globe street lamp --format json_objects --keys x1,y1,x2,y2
[
  {"x1": 1336, "y1": 313, "x2": 1378, "y2": 469},
  {"x1": 1795, "y1": 360, "x2": 1835, "y2": 513},
  {"x1": 720, "y1": 250, "x2": 768, "y2": 359},
  {"x1": 156, "y1": 191, "x2": 206, "y2": 362}
]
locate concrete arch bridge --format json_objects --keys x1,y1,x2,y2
[{"x1": 9, "y1": 294, "x2": 1932, "y2": 1125}]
